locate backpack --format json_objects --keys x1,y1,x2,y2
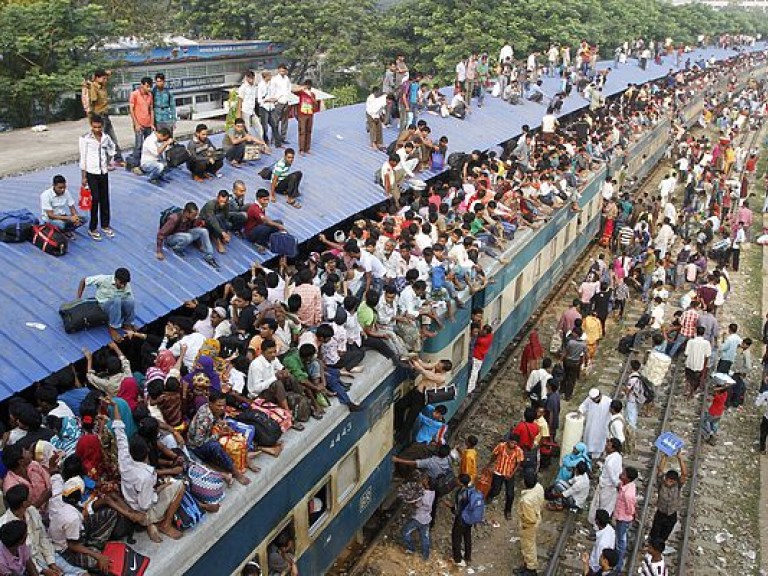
[
  {"x1": 431, "y1": 265, "x2": 446, "y2": 290},
  {"x1": 639, "y1": 375, "x2": 655, "y2": 404},
  {"x1": 0, "y1": 209, "x2": 39, "y2": 243},
  {"x1": 635, "y1": 313, "x2": 651, "y2": 329},
  {"x1": 173, "y1": 489, "x2": 205, "y2": 530},
  {"x1": 166, "y1": 144, "x2": 191, "y2": 168},
  {"x1": 102, "y1": 542, "x2": 150, "y2": 576},
  {"x1": 447, "y1": 152, "x2": 469, "y2": 173},
  {"x1": 286, "y1": 392, "x2": 311, "y2": 423},
  {"x1": 617, "y1": 333, "x2": 636, "y2": 355},
  {"x1": 236, "y1": 409, "x2": 282, "y2": 447},
  {"x1": 159, "y1": 206, "x2": 182, "y2": 228},
  {"x1": 461, "y1": 487, "x2": 486, "y2": 526}
]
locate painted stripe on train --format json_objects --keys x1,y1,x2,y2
[{"x1": 187, "y1": 373, "x2": 397, "y2": 576}]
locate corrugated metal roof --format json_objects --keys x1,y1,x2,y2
[{"x1": 0, "y1": 44, "x2": 759, "y2": 398}]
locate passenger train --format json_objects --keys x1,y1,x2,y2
[{"x1": 141, "y1": 60, "x2": 756, "y2": 576}]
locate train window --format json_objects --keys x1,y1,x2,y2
[
  {"x1": 336, "y1": 449, "x2": 359, "y2": 504},
  {"x1": 514, "y1": 274, "x2": 523, "y2": 304},
  {"x1": 489, "y1": 295, "x2": 502, "y2": 327},
  {"x1": 451, "y1": 333, "x2": 466, "y2": 369},
  {"x1": 175, "y1": 97, "x2": 193, "y2": 106},
  {"x1": 308, "y1": 483, "x2": 330, "y2": 535},
  {"x1": 564, "y1": 224, "x2": 571, "y2": 249},
  {"x1": 534, "y1": 254, "x2": 542, "y2": 281},
  {"x1": 267, "y1": 523, "x2": 296, "y2": 575}
]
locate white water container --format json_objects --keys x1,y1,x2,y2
[
  {"x1": 643, "y1": 350, "x2": 672, "y2": 387},
  {"x1": 560, "y1": 411, "x2": 585, "y2": 465}
]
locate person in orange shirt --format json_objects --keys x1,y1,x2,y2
[
  {"x1": 485, "y1": 434, "x2": 524, "y2": 520},
  {"x1": 458, "y1": 435, "x2": 478, "y2": 485}
]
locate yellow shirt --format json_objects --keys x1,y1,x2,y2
[
  {"x1": 460, "y1": 448, "x2": 477, "y2": 484},
  {"x1": 583, "y1": 316, "x2": 603, "y2": 345}
]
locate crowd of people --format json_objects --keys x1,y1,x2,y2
[{"x1": 3, "y1": 33, "x2": 765, "y2": 576}]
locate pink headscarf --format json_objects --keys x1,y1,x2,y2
[
  {"x1": 117, "y1": 377, "x2": 140, "y2": 411},
  {"x1": 155, "y1": 350, "x2": 176, "y2": 374}
]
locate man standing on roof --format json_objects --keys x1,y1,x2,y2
[
  {"x1": 152, "y1": 73, "x2": 176, "y2": 134},
  {"x1": 270, "y1": 148, "x2": 303, "y2": 209},
  {"x1": 294, "y1": 79, "x2": 317, "y2": 156},
  {"x1": 270, "y1": 64, "x2": 293, "y2": 147},
  {"x1": 77, "y1": 267, "x2": 135, "y2": 342},
  {"x1": 237, "y1": 70, "x2": 263, "y2": 140},
  {"x1": 79, "y1": 114, "x2": 117, "y2": 242}
]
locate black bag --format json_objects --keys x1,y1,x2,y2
[
  {"x1": 59, "y1": 298, "x2": 109, "y2": 334},
  {"x1": 385, "y1": 139, "x2": 398, "y2": 156},
  {"x1": 236, "y1": 409, "x2": 282, "y2": 447},
  {"x1": 425, "y1": 384, "x2": 456, "y2": 404},
  {"x1": 31, "y1": 224, "x2": 68, "y2": 256},
  {"x1": 259, "y1": 165, "x2": 274, "y2": 180},
  {"x1": 617, "y1": 333, "x2": 636, "y2": 354},
  {"x1": 166, "y1": 144, "x2": 191, "y2": 168},
  {"x1": 635, "y1": 313, "x2": 651, "y2": 329},
  {"x1": 639, "y1": 375, "x2": 656, "y2": 404},
  {"x1": 0, "y1": 209, "x2": 39, "y2": 242}
]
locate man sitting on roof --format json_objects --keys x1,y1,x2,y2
[
  {"x1": 156, "y1": 202, "x2": 220, "y2": 270},
  {"x1": 200, "y1": 190, "x2": 233, "y2": 255},
  {"x1": 77, "y1": 267, "x2": 134, "y2": 342},
  {"x1": 139, "y1": 127, "x2": 174, "y2": 185},
  {"x1": 40, "y1": 175, "x2": 87, "y2": 239}
]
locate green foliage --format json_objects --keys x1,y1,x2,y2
[
  {"x1": 329, "y1": 84, "x2": 365, "y2": 108},
  {"x1": 0, "y1": 0, "x2": 112, "y2": 125}
]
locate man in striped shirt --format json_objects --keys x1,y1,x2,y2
[
  {"x1": 486, "y1": 434, "x2": 524, "y2": 520},
  {"x1": 270, "y1": 148, "x2": 303, "y2": 209}
]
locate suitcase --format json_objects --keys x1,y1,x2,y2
[
  {"x1": 166, "y1": 144, "x2": 191, "y2": 168},
  {"x1": 103, "y1": 541, "x2": 150, "y2": 576},
  {"x1": 0, "y1": 209, "x2": 39, "y2": 242},
  {"x1": 431, "y1": 151, "x2": 445, "y2": 171},
  {"x1": 59, "y1": 298, "x2": 109, "y2": 333},
  {"x1": 31, "y1": 223, "x2": 68, "y2": 256},
  {"x1": 268, "y1": 231, "x2": 298, "y2": 258}
]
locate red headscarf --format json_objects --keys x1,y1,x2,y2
[
  {"x1": 519, "y1": 330, "x2": 545, "y2": 375},
  {"x1": 75, "y1": 434, "x2": 103, "y2": 480},
  {"x1": 155, "y1": 350, "x2": 176, "y2": 374},
  {"x1": 117, "y1": 377, "x2": 140, "y2": 412}
]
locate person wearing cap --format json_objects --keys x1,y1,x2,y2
[
  {"x1": 200, "y1": 190, "x2": 233, "y2": 254},
  {"x1": 211, "y1": 306, "x2": 232, "y2": 339},
  {"x1": 76, "y1": 267, "x2": 135, "y2": 343},
  {"x1": 578, "y1": 388, "x2": 613, "y2": 458}
]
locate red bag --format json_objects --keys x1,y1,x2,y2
[
  {"x1": 79, "y1": 186, "x2": 92, "y2": 211},
  {"x1": 251, "y1": 399, "x2": 293, "y2": 433},
  {"x1": 103, "y1": 541, "x2": 150, "y2": 576},
  {"x1": 31, "y1": 223, "x2": 68, "y2": 256},
  {"x1": 475, "y1": 468, "x2": 493, "y2": 498}
]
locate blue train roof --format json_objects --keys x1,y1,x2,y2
[{"x1": 0, "y1": 44, "x2": 761, "y2": 398}]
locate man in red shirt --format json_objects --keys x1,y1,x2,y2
[
  {"x1": 244, "y1": 189, "x2": 287, "y2": 252},
  {"x1": 511, "y1": 407, "x2": 540, "y2": 475},
  {"x1": 467, "y1": 324, "x2": 493, "y2": 394},
  {"x1": 702, "y1": 377, "x2": 731, "y2": 445},
  {"x1": 294, "y1": 79, "x2": 317, "y2": 155},
  {"x1": 129, "y1": 77, "x2": 154, "y2": 170}
]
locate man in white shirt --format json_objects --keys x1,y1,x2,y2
[
  {"x1": 525, "y1": 358, "x2": 552, "y2": 402},
  {"x1": 600, "y1": 178, "x2": 615, "y2": 202},
  {"x1": 541, "y1": 111, "x2": 559, "y2": 143},
  {"x1": 246, "y1": 339, "x2": 297, "y2": 418},
  {"x1": 140, "y1": 127, "x2": 173, "y2": 184},
  {"x1": 589, "y1": 509, "x2": 617, "y2": 573},
  {"x1": 269, "y1": 64, "x2": 293, "y2": 146},
  {"x1": 237, "y1": 70, "x2": 263, "y2": 138},
  {"x1": 257, "y1": 70, "x2": 273, "y2": 143},
  {"x1": 684, "y1": 326, "x2": 711, "y2": 397},
  {"x1": 79, "y1": 114, "x2": 116, "y2": 241},
  {"x1": 40, "y1": 175, "x2": 86, "y2": 236},
  {"x1": 455, "y1": 58, "x2": 467, "y2": 85},
  {"x1": 160, "y1": 317, "x2": 205, "y2": 371},
  {"x1": 499, "y1": 44, "x2": 514, "y2": 64},
  {"x1": 588, "y1": 438, "x2": 623, "y2": 526},
  {"x1": 112, "y1": 403, "x2": 184, "y2": 543},
  {"x1": 366, "y1": 87, "x2": 387, "y2": 150},
  {"x1": 658, "y1": 173, "x2": 676, "y2": 205}
]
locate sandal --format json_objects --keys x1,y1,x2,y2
[
  {"x1": 102, "y1": 228, "x2": 115, "y2": 238},
  {"x1": 254, "y1": 244, "x2": 267, "y2": 254},
  {"x1": 287, "y1": 200, "x2": 302, "y2": 209},
  {"x1": 291, "y1": 422, "x2": 305, "y2": 431},
  {"x1": 88, "y1": 230, "x2": 102, "y2": 241}
]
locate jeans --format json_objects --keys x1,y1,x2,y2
[
  {"x1": 85, "y1": 172, "x2": 110, "y2": 231},
  {"x1": 100, "y1": 295, "x2": 136, "y2": 329},
  {"x1": 325, "y1": 367, "x2": 353, "y2": 405},
  {"x1": 246, "y1": 223, "x2": 279, "y2": 246},
  {"x1": 701, "y1": 412, "x2": 720, "y2": 437},
  {"x1": 132, "y1": 126, "x2": 153, "y2": 165},
  {"x1": 642, "y1": 273, "x2": 653, "y2": 301},
  {"x1": 167, "y1": 227, "x2": 214, "y2": 259},
  {"x1": 626, "y1": 400, "x2": 638, "y2": 428},
  {"x1": 42, "y1": 214, "x2": 88, "y2": 231},
  {"x1": 477, "y1": 82, "x2": 486, "y2": 106},
  {"x1": 667, "y1": 334, "x2": 688, "y2": 358},
  {"x1": 615, "y1": 519, "x2": 631, "y2": 570},
  {"x1": 402, "y1": 518, "x2": 430, "y2": 559},
  {"x1": 192, "y1": 439, "x2": 235, "y2": 473},
  {"x1": 225, "y1": 142, "x2": 246, "y2": 163},
  {"x1": 141, "y1": 159, "x2": 167, "y2": 180}
]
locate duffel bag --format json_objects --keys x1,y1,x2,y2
[
  {"x1": 235, "y1": 409, "x2": 282, "y2": 447},
  {"x1": 225, "y1": 418, "x2": 256, "y2": 450},
  {"x1": 59, "y1": 298, "x2": 109, "y2": 334},
  {"x1": 268, "y1": 231, "x2": 298, "y2": 258},
  {"x1": 0, "y1": 209, "x2": 39, "y2": 243},
  {"x1": 251, "y1": 399, "x2": 293, "y2": 433},
  {"x1": 31, "y1": 223, "x2": 67, "y2": 256},
  {"x1": 166, "y1": 144, "x2": 191, "y2": 168}
]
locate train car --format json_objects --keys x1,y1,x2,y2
[{"x1": 140, "y1": 60, "x2": 759, "y2": 576}]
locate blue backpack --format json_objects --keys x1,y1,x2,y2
[
  {"x1": 0, "y1": 209, "x2": 39, "y2": 243},
  {"x1": 461, "y1": 487, "x2": 486, "y2": 526},
  {"x1": 431, "y1": 265, "x2": 447, "y2": 290},
  {"x1": 174, "y1": 489, "x2": 205, "y2": 530}
]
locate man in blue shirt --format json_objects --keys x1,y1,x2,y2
[
  {"x1": 152, "y1": 73, "x2": 176, "y2": 134},
  {"x1": 415, "y1": 404, "x2": 448, "y2": 444}
]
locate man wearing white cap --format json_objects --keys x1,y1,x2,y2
[{"x1": 579, "y1": 388, "x2": 613, "y2": 458}]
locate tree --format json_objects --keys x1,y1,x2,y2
[{"x1": 0, "y1": 0, "x2": 112, "y2": 125}]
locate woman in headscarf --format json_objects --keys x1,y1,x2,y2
[
  {"x1": 117, "y1": 377, "x2": 141, "y2": 412},
  {"x1": 556, "y1": 441, "x2": 592, "y2": 483},
  {"x1": 183, "y1": 355, "x2": 222, "y2": 397},
  {"x1": 519, "y1": 330, "x2": 544, "y2": 376},
  {"x1": 155, "y1": 350, "x2": 177, "y2": 375},
  {"x1": 48, "y1": 415, "x2": 82, "y2": 456}
]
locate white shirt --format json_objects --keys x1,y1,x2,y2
[
  {"x1": 164, "y1": 332, "x2": 206, "y2": 371},
  {"x1": 79, "y1": 131, "x2": 115, "y2": 174},
  {"x1": 257, "y1": 80, "x2": 273, "y2": 111},
  {"x1": 601, "y1": 180, "x2": 614, "y2": 201},
  {"x1": 48, "y1": 400, "x2": 75, "y2": 419},
  {"x1": 450, "y1": 93, "x2": 465, "y2": 109},
  {"x1": 525, "y1": 368, "x2": 551, "y2": 400},
  {"x1": 381, "y1": 161, "x2": 396, "y2": 188},
  {"x1": 269, "y1": 73, "x2": 292, "y2": 104},
  {"x1": 141, "y1": 132, "x2": 164, "y2": 165},
  {"x1": 238, "y1": 80, "x2": 258, "y2": 115},
  {"x1": 541, "y1": 114, "x2": 557, "y2": 133},
  {"x1": 40, "y1": 187, "x2": 75, "y2": 218},
  {"x1": 684, "y1": 337, "x2": 712, "y2": 371},
  {"x1": 650, "y1": 303, "x2": 665, "y2": 329},
  {"x1": 608, "y1": 414, "x2": 626, "y2": 443},
  {"x1": 366, "y1": 93, "x2": 387, "y2": 117},
  {"x1": 590, "y1": 524, "x2": 616, "y2": 572},
  {"x1": 359, "y1": 250, "x2": 386, "y2": 279},
  {"x1": 114, "y1": 420, "x2": 158, "y2": 512},
  {"x1": 562, "y1": 473, "x2": 590, "y2": 508},
  {"x1": 247, "y1": 355, "x2": 283, "y2": 397},
  {"x1": 455, "y1": 61, "x2": 467, "y2": 82},
  {"x1": 398, "y1": 286, "x2": 423, "y2": 317},
  {"x1": 48, "y1": 475, "x2": 83, "y2": 552},
  {"x1": 499, "y1": 45, "x2": 514, "y2": 63}
]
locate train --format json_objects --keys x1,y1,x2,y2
[{"x1": 140, "y1": 57, "x2": 760, "y2": 576}]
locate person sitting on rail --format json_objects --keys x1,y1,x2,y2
[{"x1": 547, "y1": 460, "x2": 590, "y2": 512}]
